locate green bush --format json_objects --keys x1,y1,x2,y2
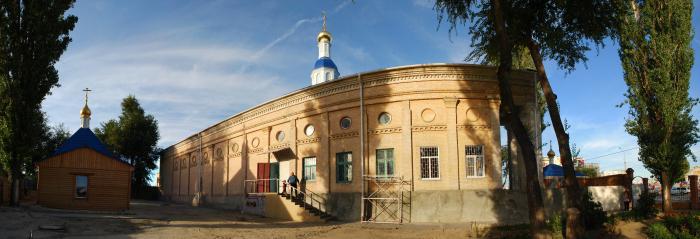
[
  {"x1": 633, "y1": 190, "x2": 658, "y2": 219},
  {"x1": 647, "y1": 223, "x2": 674, "y2": 239},
  {"x1": 547, "y1": 214, "x2": 563, "y2": 239},
  {"x1": 580, "y1": 191, "x2": 606, "y2": 229},
  {"x1": 647, "y1": 214, "x2": 700, "y2": 238}
]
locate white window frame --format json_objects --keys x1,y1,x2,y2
[
  {"x1": 376, "y1": 148, "x2": 395, "y2": 179},
  {"x1": 466, "y1": 145, "x2": 485, "y2": 178},
  {"x1": 419, "y1": 147, "x2": 440, "y2": 180},
  {"x1": 303, "y1": 157, "x2": 317, "y2": 181}
]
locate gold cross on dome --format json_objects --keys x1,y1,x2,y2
[{"x1": 83, "y1": 88, "x2": 91, "y2": 104}]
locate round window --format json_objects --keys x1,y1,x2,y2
[
  {"x1": 304, "y1": 124, "x2": 315, "y2": 137},
  {"x1": 251, "y1": 137, "x2": 260, "y2": 148},
  {"x1": 276, "y1": 131, "x2": 285, "y2": 142},
  {"x1": 378, "y1": 112, "x2": 392, "y2": 125},
  {"x1": 340, "y1": 117, "x2": 352, "y2": 129}
]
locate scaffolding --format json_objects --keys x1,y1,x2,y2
[{"x1": 362, "y1": 175, "x2": 411, "y2": 223}]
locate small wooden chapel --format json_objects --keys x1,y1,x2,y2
[{"x1": 37, "y1": 88, "x2": 133, "y2": 211}]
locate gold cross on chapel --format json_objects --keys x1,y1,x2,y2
[{"x1": 83, "y1": 88, "x2": 91, "y2": 104}]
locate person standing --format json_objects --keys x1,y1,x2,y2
[{"x1": 287, "y1": 172, "x2": 299, "y2": 197}]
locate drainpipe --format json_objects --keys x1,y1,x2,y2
[
  {"x1": 359, "y1": 74, "x2": 365, "y2": 221},
  {"x1": 197, "y1": 132, "x2": 203, "y2": 206}
]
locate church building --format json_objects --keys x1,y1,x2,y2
[
  {"x1": 160, "y1": 17, "x2": 542, "y2": 224},
  {"x1": 36, "y1": 90, "x2": 133, "y2": 211}
]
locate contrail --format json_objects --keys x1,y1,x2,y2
[
  {"x1": 250, "y1": 17, "x2": 321, "y2": 61},
  {"x1": 238, "y1": 0, "x2": 352, "y2": 73}
]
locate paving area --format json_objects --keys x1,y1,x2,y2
[{"x1": 0, "y1": 200, "x2": 488, "y2": 239}]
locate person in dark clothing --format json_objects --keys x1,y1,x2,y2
[{"x1": 287, "y1": 172, "x2": 299, "y2": 197}]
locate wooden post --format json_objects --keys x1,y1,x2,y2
[
  {"x1": 689, "y1": 175, "x2": 698, "y2": 209},
  {"x1": 625, "y1": 168, "x2": 634, "y2": 210},
  {"x1": 642, "y1": 178, "x2": 649, "y2": 194}
]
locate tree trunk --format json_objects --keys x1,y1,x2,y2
[
  {"x1": 661, "y1": 172, "x2": 673, "y2": 213},
  {"x1": 491, "y1": 0, "x2": 549, "y2": 237},
  {"x1": 9, "y1": 175, "x2": 20, "y2": 207},
  {"x1": 527, "y1": 39, "x2": 584, "y2": 238}
]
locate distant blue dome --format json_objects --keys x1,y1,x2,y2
[{"x1": 314, "y1": 57, "x2": 338, "y2": 70}]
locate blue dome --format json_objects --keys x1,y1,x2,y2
[{"x1": 314, "y1": 57, "x2": 338, "y2": 70}]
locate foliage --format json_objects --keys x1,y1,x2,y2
[
  {"x1": 501, "y1": 145, "x2": 511, "y2": 187},
  {"x1": 435, "y1": 1, "x2": 620, "y2": 236},
  {"x1": 547, "y1": 214, "x2": 564, "y2": 239},
  {"x1": 24, "y1": 121, "x2": 70, "y2": 179},
  {"x1": 95, "y1": 96, "x2": 160, "y2": 189},
  {"x1": 131, "y1": 185, "x2": 161, "y2": 201},
  {"x1": 646, "y1": 214, "x2": 700, "y2": 238},
  {"x1": 575, "y1": 166, "x2": 598, "y2": 177},
  {"x1": 647, "y1": 222, "x2": 674, "y2": 239},
  {"x1": 580, "y1": 191, "x2": 606, "y2": 230},
  {"x1": 633, "y1": 190, "x2": 658, "y2": 219},
  {"x1": 617, "y1": 0, "x2": 698, "y2": 212},
  {"x1": 0, "y1": 0, "x2": 77, "y2": 205}
]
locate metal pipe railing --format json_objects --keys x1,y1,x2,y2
[
  {"x1": 279, "y1": 182, "x2": 328, "y2": 214},
  {"x1": 244, "y1": 179, "x2": 280, "y2": 194}
]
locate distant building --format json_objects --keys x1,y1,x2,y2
[
  {"x1": 685, "y1": 166, "x2": 700, "y2": 181},
  {"x1": 601, "y1": 170, "x2": 626, "y2": 176},
  {"x1": 36, "y1": 90, "x2": 133, "y2": 211},
  {"x1": 541, "y1": 144, "x2": 587, "y2": 177}
]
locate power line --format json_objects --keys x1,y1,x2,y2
[{"x1": 584, "y1": 147, "x2": 639, "y2": 161}]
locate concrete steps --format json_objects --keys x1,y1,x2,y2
[{"x1": 279, "y1": 193, "x2": 335, "y2": 222}]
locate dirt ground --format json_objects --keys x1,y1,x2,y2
[
  {"x1": 0, "y1": 200, "x2": 489, "y2": 239},
  {"x1": 0, "y1": 201, "x2": 651, "y2": 239}
]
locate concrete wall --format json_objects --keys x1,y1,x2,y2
[
  {"x1": 326, "y1": 192, "x2": 362, "y2": 221},
  {"x1": 544, "y1": 186, "x2": 626, "y2": 217},
  {"x1": 588, "y1": 186, "x2": 624, "y2": 212},
  {"x1": 411, "y1": 190, "x2": 529, "y2": 225}
]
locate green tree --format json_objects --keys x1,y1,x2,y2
[
  {"x1": 0, "y1": 0, "x2": 77, "y2": 206},
  {"x1": 25, "y1": 120, "x2": 70, "y2": 180},
  {"x1": 435, "y1": 0, "x2": 618, "y2": 237},
  {"x1": 435, "y1": 1, "x2": 549, "y2": 236},
  {"x1": 617, "y1": 0, "x2": 698, "y2": 213},
  {"x1": 95, "y1": 96, "x2": 160, "y2": 190}
]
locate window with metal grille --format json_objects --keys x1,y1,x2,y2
[
  {"x1": 420, "y1": 147, "x2": 439, "y2": 179},
  {"x1": 376, "y1": 148, "x2": 394, "y2": 178},
  {"x1": 336, "y1": 152, "x2": 352, "y2": 183},
  {"x1": 466, "y1": 145, "x2": 485, "y2": 177},
  {"x1": 303, "y1": 157, "x2": 317, "y2": 181}
]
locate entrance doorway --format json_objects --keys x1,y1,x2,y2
[
  {"x1": 256, "y1": 163, "x2": 279, "y2": 193},
  {"x1": 279, "y1": 160, "x2": 290, "y2": 188}
]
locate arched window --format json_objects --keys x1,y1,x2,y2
[{"x1": 326, "y1": 72, "x2": 331, "y2": 81}]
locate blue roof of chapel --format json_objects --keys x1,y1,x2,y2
[
  {"x1": 314, "y1": 57, "x2": 338, "y2": 70},
  {"x1": 50, "y1": 128, "x2": 116, "y2": 159},
  {"x1": 543, "y1": 164, "x2": 585, "y2": 177}
]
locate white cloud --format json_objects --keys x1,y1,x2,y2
[
  {"x1": 48, "y1": 37, "x2": 295, "y2": 147},
  {"x1": 413, "y1": 0, "x2": 434, "y2": 8}
]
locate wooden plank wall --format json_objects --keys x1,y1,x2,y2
[{"x1": 37, "y1": 148, "x2": 132, "y2": 211}]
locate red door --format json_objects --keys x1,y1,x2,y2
[{"x1": 257, "y1": 163, "x2": 270, "y2": 193}]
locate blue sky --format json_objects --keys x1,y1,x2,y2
[{"x1": 45, "y1": 0, "x2": 700, "y2": 180}]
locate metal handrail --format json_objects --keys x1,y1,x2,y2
[
  {"x1": 245, "y1": 179, "x2": 280, "y2": 194},
  {"x1": 280, "y1": 182, "x2": 328, "y2": 214}
]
